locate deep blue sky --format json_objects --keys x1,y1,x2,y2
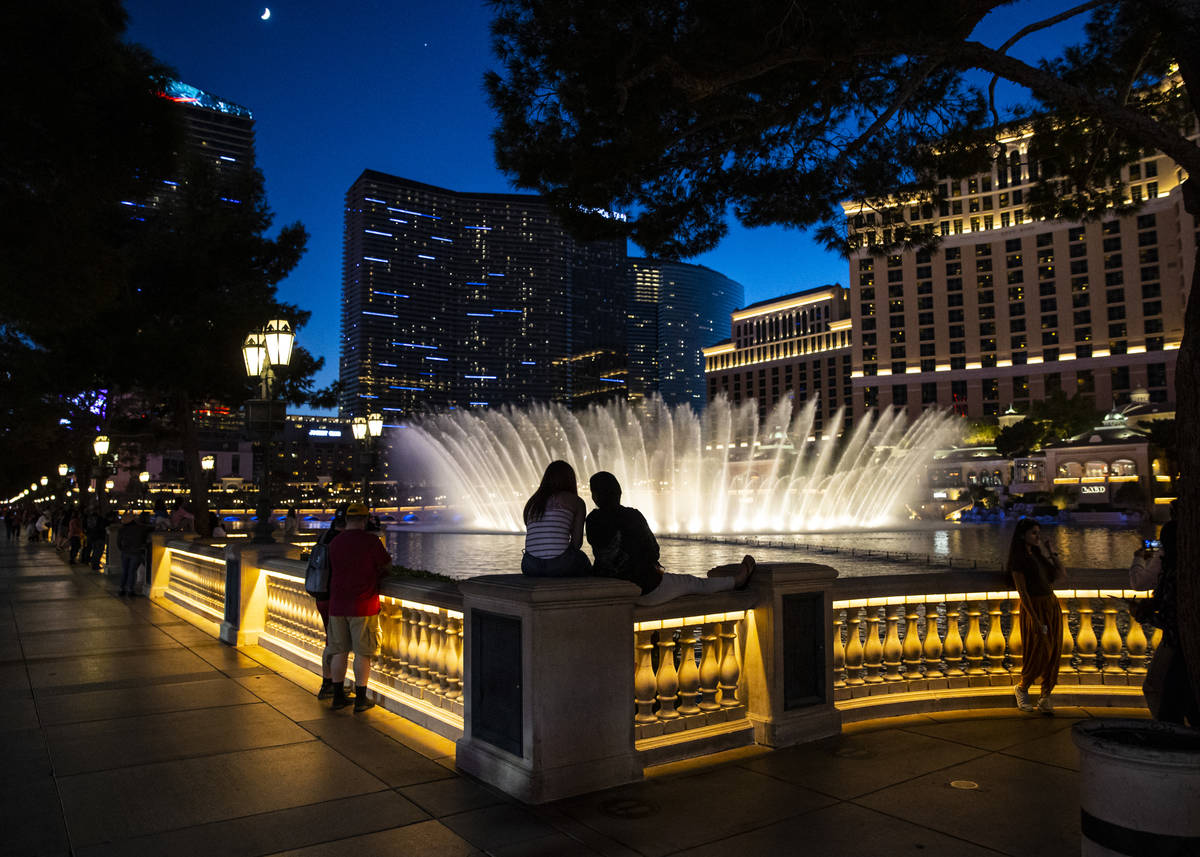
[{"x1": 124, "y1": 1, "x2": 1086, "y2": 406}]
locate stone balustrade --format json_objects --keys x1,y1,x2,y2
[
  {"x1": 148, "y1": 536, "x2": 1152, "y2": 804},
  {"x1": 162, "y1": 540, "x2": 227, "y2": 625},
  {"x1": 829, "y1": 569, "x2": 1155, "y2": 719}
]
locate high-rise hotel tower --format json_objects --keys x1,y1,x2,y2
[
  {"x1": 844, "y1": 129, "x2": 1193, "y2": 419},
  {"x1": 338, "y1": 171, "x2": 627, "y2": 416}
]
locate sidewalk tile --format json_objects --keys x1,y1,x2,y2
[{"x1": 264, "y1": 819, "x2": 482, "y2": 856}]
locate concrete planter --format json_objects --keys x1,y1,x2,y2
[{"x1": 1072, "y1": 718, "x2": 1200, "y2": 856}]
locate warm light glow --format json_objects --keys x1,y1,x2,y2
[
  {"x1": 201, "y1": 455, "x2": 215, "y2": 471},
  {"x1": 39, "y1": 475, "x2": 48, "y2": 486},
  {"x1": 732, "y1": 290, "x2": 837, "y2": 321},
  {"x1": 58, "y1": 463, "x2": 68, "y2": 477},
  {"x1": 139, "y1": 471, "x2": 150, "y2": 483},
  {"x1": 105, "y1": 479, "x2": 114, "y2": 490},
  {"x1": 93, "y1": 435, "x2": 110, "y2": 456},
  {"x1": 263, "y1": 318, "x2": 295, "y2": 367},
  {"x1": 242, "y1": 331, "x2": 267, "y2": 378},
  {"x1": 351, "y1": 416, "x2": 368, "y2": 441},
  {"x1": 367, "y1": 412, "x2": 384, "y2": 437}
]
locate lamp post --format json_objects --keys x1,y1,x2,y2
[
  {"x1": 243, "y1": 319, "x2": 294, "y2": 543},
  {"x1": 351, "y1": 412, "x2": 384, "y2": 508},
  {"x1": 93, "y1": 434, "x2": 110, "y2": 512},
  {"x1": 138, "y1": 470, "x2": 150, "y2": 509}
]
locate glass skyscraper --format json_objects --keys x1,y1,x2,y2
[
  {"x1": 627, "y1": 259, "x2": 744, "y2": 407},
  {"x1": 339, "y1": 171, "x2": 627, "y2": 416}
]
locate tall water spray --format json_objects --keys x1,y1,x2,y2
[{"x1": 400, "y1": 396, "x2": 958, "y2": 533}]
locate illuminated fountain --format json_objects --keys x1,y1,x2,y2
[{"x1": 400, "y1": 396, "x2": 958, "y2": 534}]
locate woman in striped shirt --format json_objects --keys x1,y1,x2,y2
[{"x1": 521, "y1": 460, "x2": 592, "y2": 577}]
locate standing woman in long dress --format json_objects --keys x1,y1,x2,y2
[{"x1": 1007, "y1": 517, "x2": 1065, "y2": 714}]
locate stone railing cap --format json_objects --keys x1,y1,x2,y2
[
  {"x1": 458, "y1": 573, "x2": 640, "y2": 606},
  {"x1": 381, "y1": 576, "x2": 463, "y2": 609}
]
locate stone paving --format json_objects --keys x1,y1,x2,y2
[{"x1": 1, "y1": 540, "x2": 1148, "y2": 856}]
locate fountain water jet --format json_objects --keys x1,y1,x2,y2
[{"x1": 401, "y1": 396, "x2": 958, "y2": 533}]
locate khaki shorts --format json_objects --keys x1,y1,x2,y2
[{"x1": 327, "y1": 614, "x2": 382, "y2": 657}]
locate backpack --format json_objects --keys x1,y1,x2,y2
[{"x1": 304, "y1": 542, "x2": 331, "y2": 599}]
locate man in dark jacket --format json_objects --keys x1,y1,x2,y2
[
  {"x1": 585, "y1": 471, "x2": 754, "y2": 605},
  {"x1": 116, "y1": 514, "x2": 151, "y2": 596}
]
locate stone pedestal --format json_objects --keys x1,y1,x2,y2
[
  {"x1": 220, "y1": 543, "x2": 289, "y2": 647},
  {"x1": 455, "y1": 575, "x2": 643, "y2": 804},
  {"x1": 742, "y1": 563, "x2": 843, "y2": 747}
]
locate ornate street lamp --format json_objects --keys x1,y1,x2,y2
[
  {"x1": 243, "y1": 319, "x2": 294, "y2": 543},
  {"x1": 201, "y1": 455, "x2": 215, "y2": 472},
  {"x1": 93, "y1": 435, "x2": 111, "y2": 512},
  {"x1": 39, "y1": 475, "x2": 48, "y2": 486},
  {"x1": 351, "y1": 413, "x2": 384, "y2": 506},
  {"x1": 58, "y1": 464, "x2": 68, "y2": 477}
]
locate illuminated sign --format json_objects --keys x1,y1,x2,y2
[{"x1": 1080, "y1": 485, "x2": 1107, "y2": 495}]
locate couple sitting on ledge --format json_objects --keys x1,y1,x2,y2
[{"x1": 520, "y1": 460, "x2": 756, "y2": 606}]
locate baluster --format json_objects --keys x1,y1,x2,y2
[
  {"x1": 863, "y1": 606, "x2": 884, "y2": 683},
  {"x1": 1059, "y1": 598, "x2": 1076, "y2": 679},
  {"x1": 1125, "y1": 602, "x2": 1149, "y2": 677},
  {"x1": 718, "y1": 619, "x2": 740, "y2": 707},
  {"x1": 406, "y1": 607, "x2": 421, "y2": 685},
  {"x1": 395, "y1": 607, "x2": 411, "y2": 681},
  {"x1": 921, "y1": 601, "x2": 943, "y2": 678},
  {"x1": 434, "y1": 609, "x2": 451, "y2": 693},
  {"x1": 444, "y1": 614, "x2": 463, "y2": 699},
  {"x1": 416, "y1": 609, "x2": 433, "y2": 686},
  {"x1": 985, "y1": 599, "x2": 1007, "y2": 674},
  {"x1": 902, "y1": 601, "x2": 923, "y2": 680},
  {"x1": 698, "y1": 622, "x2": 722, "y2": 710},
  {"x1": 1099, "y1": 599, "x2": 1124, "y2": 678},
  {"x1": 943, "y1": 601, "x2": 964, "y2": 676},
  {"x1": 677, "y1": 624, "x2": 701, "y2": 715},
  {"x1": 964, "y1": 600, "x2": 986, "y2": 675},
  {"x1": 844, "y1": 607, "x2": 865, "y2": 685},
  {"x1": 1007, "y1": 599, "x2": 1023, "y2": 677},
  {"x1": 1076, "y1": 598, "x2": 1099, "y2": 675},
  {"x1": 634, "y1": 628, "x2": 658, "y2": 723},
  {"x1": 882, "y1": 605, "x2": 903, "y2": 681},
  {"x1": 655, "y1": 629, "x2": 681, "y2": 720},
  {"x1": 833, "y1": 608, "x2": 847, "y2": 688},
  {"x1": 376, "y1": 602, "x2": 395, "y2": 677}
]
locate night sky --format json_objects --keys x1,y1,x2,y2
[{"x1": 123, "y1": 1, "x2": 1084, "y2": 407}]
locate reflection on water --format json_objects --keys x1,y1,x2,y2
[{"x1": 382, "y1": 522, "x2": 1144, "y2": 580}]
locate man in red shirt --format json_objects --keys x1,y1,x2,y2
[{"x1": 326, "y1": 502, "x2": 391, "y2": 712}]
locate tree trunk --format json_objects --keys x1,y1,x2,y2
[
  {"x1": 175, "y1": 394, "x2": 210, "y2": 536},
  {"x1": 1174, "y1": 196, "x2": 1200, "y2": 718},
  {"x1": 1154, "y1": 0, "x2": 1200, "y2": 721}
]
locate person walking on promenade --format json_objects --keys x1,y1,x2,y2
[
  {"x1": 116, "y1": 513, "x2": 152, "y2": 596},
  {"x1": 84, "y1": 509, "x2": 111, "y2": 570},
  {"x1": 284, "y1": 507, "x2": 299, "y2": 538},
  {"x1": 585, "y1": 471, "x2": 755, "y2": 605},
  {"x1": 520, "y1": 460, "x2": 592, "y2": 577},
  {"x1": 326, "y1": 503, "x2": 390, "y2": 712},
  {"x1": 4, "y1": 508, "x2": 16, "y2": 542},
  {"x1": 1006, "y1": 517, "x2": 1065, "y2": 715},
  {"x1": 67, "y1": 510, "x2": 84, "y2": 564},
  {"x1": 314, "y1": 511, "x2": 346, "y2": 699}
]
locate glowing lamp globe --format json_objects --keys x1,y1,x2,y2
[
  {"x1": 58, "y1": 463, "x2": 68, "y2": 477},
  {"x1": 201, "y1": 455, "x2": 215, "y2": 472},
  {"x1": 367, "y1": 412, "x2": 384, "y2": 437},
  {"x1": 93, "y1": 435, "x2": 110, "y2": 456},
  {"x1": 139, "y1": 471, "x2": 150, "y2": 483},
  {"x1": 39, "y1": 476, "x2": 48, "y2": 486},
  {"x1": 242, "y1": 332, "x2": 267, "y2": 378},
  {"x1": 351, "y1": 417, "x2": 368, "y2": 441},
  {"x1": 263, "y1": 318, "x2": 294, "y2": 367}
]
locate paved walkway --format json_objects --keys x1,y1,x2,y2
[{"x1": 2, "y1": 540, "x2": 1148, "y2": 856}]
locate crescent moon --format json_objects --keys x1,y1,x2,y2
[{"x1": 261, "y1": 8, "x2": 270, "y2": 20}]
